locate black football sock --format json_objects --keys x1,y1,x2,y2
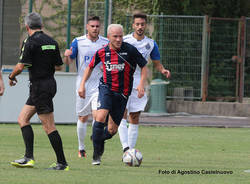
[
  {"x1": 92, "y1": 121, "x2": 105, "y2": 156},
  {"x1": 21, "y1": 125, "x2": 34, "y2": 159},
  {"x1": 48, "y1": 130, "x2": 67, "y2": 165},
  {"x1": 103, "y1": 127, "x2": 113, "y2": 141}
]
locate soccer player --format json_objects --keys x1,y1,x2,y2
[
  {"x1": 0, "y1": 70, "x2": 4, "y2": 96},
  {"x1": 118, "y1": 13, "x2": 171, "y2": 152},
  {"x1": 78, "y1": 24, "x2": 148, "y2": 165},
  {"x1": 9, "y1": 12, "x2": 69, "y2": 170},
  {"x1": 64, "y1": 16, "x2": 108, "y2": 158}
]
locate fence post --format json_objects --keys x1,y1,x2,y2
[
  {"x1": 104, "y1": 0, "x2": 109, "y2": 37},
  {"x1": 65, "y1": 0, "x2": 71, "y2": 72},
  {"x1": 238, "y1": 16, "x2": 246, "y2": 103},
  {"x1": 201, "y1": 15, "x2": 210, "y2": 102},
  {"x1": 29, "y1": 0, "x2": 32, "y2": 13},
  {"x1": 0, "y1": 0, "x2": 3, "y2": 68}
]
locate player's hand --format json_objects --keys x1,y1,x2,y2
[
  {"x1": 64, "y1": 47, "x2": 73, "y2": 57},
  {"x1": 136, "y1": 84, "x2": 145, "y2": 98},
  {"x1": 0, "y1": 82, "x2": 4, "y2": 96},
  {"x1": 162, "y1": 69, "x2": 171, "y2": 78},
  {"x1": 9, "y1": 78, "x2": 17, "y2": 86},
  {"x1": 78, "y1": 85, "x2": 86, "y2": 98}
]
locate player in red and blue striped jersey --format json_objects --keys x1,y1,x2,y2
[{"x1": 78, "y1": 24, "x2": 148, "y2": 165}]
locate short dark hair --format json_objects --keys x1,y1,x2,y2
[
  {"x1": 133, "y1": 13, "x2": 147, "y2": 22},
  {"x1": 88, "y1": 16, "x2": 100, "y2": 23}
]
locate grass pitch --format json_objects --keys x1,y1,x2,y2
[{"x1": 0, "y1": 124, "x2": 250, "y2": 184}]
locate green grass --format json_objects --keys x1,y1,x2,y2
[{"x1": 1, "y1": 124, "x2": 250, "y2": 183}]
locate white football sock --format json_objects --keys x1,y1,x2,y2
[
  {"x1": 118, "y1": 119, "x2": 129, "y2": 150},
  {"x1": 128, "y1": 123, "x2": 139, "y2": 149},
  {"x1": 77, "y1": 119, "x2": 87, "y2": 151}
]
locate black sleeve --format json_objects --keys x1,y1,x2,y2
[{"x1": 131, "y1": 45, "x2": 147, "y2": 68}]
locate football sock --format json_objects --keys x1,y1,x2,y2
[
  {"x1": 77, "y1": 119, "x2": 87, "y2": 150},
  {"x1": 118, "y1": 119, "x2": 129, "y2": 150},
  {"x1": 48, "y1": 130, "x2": 67, "y2": 165},
  {"x1": 92, "y1": 119, "x2": 95, "y2": 127},
  {"x1": 21, "y1": 125, "x2": 34, "y2": 159},
  {"x1": 128, "y1": 123, "x2": 139, "y2": 149},
  {"x1": 103, "y1": 127, "x2": 113, "y2": 141},
  {"x1": 92, "y1": 121, "x2": 105, "y2": 155}
]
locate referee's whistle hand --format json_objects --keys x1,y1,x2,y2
[{"x1": 9, "y1": 79, "x2": 17, "y2": 86}]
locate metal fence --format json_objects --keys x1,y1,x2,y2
[{"x1": 1, "y1": 0, "x2": 250, "y2": 102}]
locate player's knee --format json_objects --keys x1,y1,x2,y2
[
  {"x1": 79, "y1": 115, "x2": 88, "y2": 122},
  {"x1": 17, "y1": 116, "x2": 29, "y2": 127},
  {"x1": 108, "y1": 126, "x2": 118, "y2": 135},
  {"x1": 129, "y1": 112, "x2": 140, "y2": 124}
]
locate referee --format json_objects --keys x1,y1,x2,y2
[{"x1": 9, "y1": 12, "x2": 68, "y2": 171}]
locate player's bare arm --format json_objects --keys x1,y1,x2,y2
[
  {"x1": 78, "y1": 66, "x2": 94, "y2": 98},
  {"x1": 63, "y1": 47, "x2": 74, "y2": 65},
  {"x1": 152, "y1": 60, "x2": 171, "y2": 78},
  {"x1": 137, "y1": 65, "x2": 148, "y2": 98},
  {"x1": 8, "y1": 63, "x2": 25, "y2": 86}
]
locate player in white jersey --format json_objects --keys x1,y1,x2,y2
[
  {"x1": 64, "y1": 16, "x2": 108, "y2": 157},
  {"x1": 118, "y1": 13, "x2": 171, "y2": 152}
]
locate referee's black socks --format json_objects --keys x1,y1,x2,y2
[
  {"x1": 48, "y1": 130, "x2": 67, "y2": 165},
  {"x1": 21, "y1": 125, "x2": 34, "y2": 159}
]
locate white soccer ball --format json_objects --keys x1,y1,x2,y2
[{"x1": 122, "y1": 148, "x2": 143, "y2": 167}]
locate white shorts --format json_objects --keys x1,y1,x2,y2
[
  {"x1": 76, "y1": 91, "x2": 98, "y2": 117},
  {"x1": 126, "y1": 88, "x2": 148, "y2": 113}
]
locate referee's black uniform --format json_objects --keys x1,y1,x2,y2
[{"x1": 20, "y1": 31, "x2": 63, "y2": 114}]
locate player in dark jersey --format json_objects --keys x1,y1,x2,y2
[
  {"x1": 8, "y1": 12, "x2": 69, "y2": 171},
  {"x1": 78, "y1": 24, "x2": 148, "y2": 165}
]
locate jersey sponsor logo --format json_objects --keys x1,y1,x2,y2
[
  {"x1": 84, "y1": 56, "x2": 94, "y2": 63},
  {"x1": 104, "y1": 60, "x2": 125, "y2": 71},
  {"x1": 41, "y1": 45, "x2": 56, "y2": 50}
]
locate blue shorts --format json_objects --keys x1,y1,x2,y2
[{"x1": 97, "y1": 84, "x2": 128, "y2": 125}]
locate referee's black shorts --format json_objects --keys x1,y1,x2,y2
[{"x1": 26, "y1": 78, "x2": 57, "y2": 114}]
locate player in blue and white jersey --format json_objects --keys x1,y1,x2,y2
[
  {"x1": 118, "y1": 13, "x2": 171, "y2": 152},
  {"x1": 64, "y1": 16, "x2": 108, "y2": 158}
]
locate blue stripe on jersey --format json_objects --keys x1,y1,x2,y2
[
  {"x1": 70, "y1": 38, "x2": 78, "y2": 69},
  {"x1": 70, "y1": 39, "x2": 78, "y2": 59},
  {"x1": 150, "y1": 41, "x2": 161, "y2": 60}
]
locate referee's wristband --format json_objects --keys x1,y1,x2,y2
[{"x1": 8, "y1": 74, "x2": 16, "y2": 81}]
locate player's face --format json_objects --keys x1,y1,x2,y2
[
  {"x1": 87, "y1": 20, "x2": 100, "y2": 40},
  {"x1": 132, "y1": 18, "x2": 146, "y2": 37},
  {"x1": 108, "y1": 27, "x2": 123, "y2": 50}
]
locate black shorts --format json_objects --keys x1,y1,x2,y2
[
  {"x1": 26, "y1": 78, "x2": 57, "y2": 114},
  {"x1": 97, "y1": 84, "x2": 128, "y2": 125}
]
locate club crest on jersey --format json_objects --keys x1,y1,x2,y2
[
  {"x1": 104, "y1": 60, "x2": 125, "y2": 71},
  {"x1": 145, "y1": 43, "x2": 151, "y2": 50}
]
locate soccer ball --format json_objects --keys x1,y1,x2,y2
[{"x1": 122, "y1": 148, "x2": 143, "y2": 167}]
